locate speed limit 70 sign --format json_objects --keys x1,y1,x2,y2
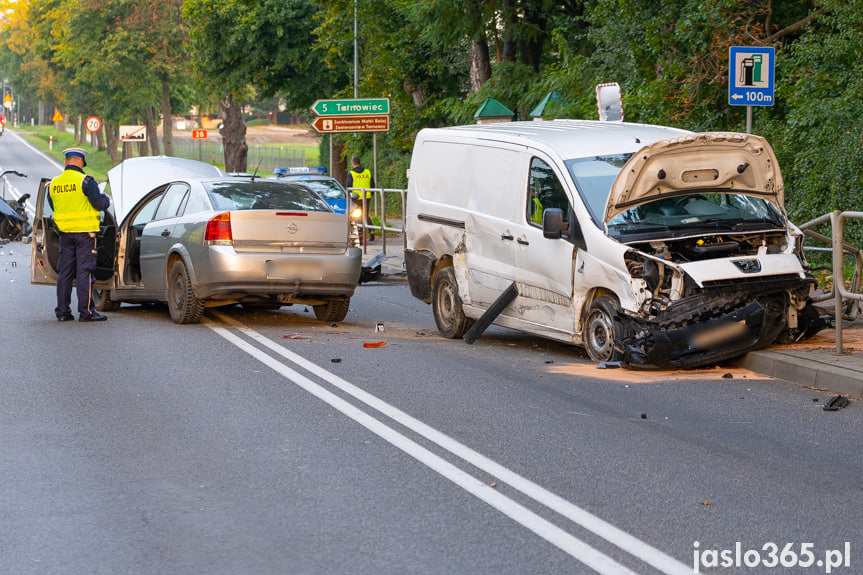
[{"x1": 85, "y1": 116, "x2": 102, "y2": 133}]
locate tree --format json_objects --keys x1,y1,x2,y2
[{"x1": 764, "y1": 0, "x2": 863, "y2": 241}]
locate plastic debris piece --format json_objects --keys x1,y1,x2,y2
[
  {"x1": 545, "y1": 360, "x2": 554, "y2": 364},
  {"x1": 640, "y1": 413, "x2": 647, "y2": 419},
  {"x1": 281, "y1": 333, "x2": 307, "y2": 340},
  {"x1": 722, "y1": 373, "x2": 733, "y2": 379},
  {"x1": 375, "y1": 322, "x2": 385, "y2": 332},
  {"x1": 329, "y1": 323, "x2": 338, "y2": 327},
  {"x1": 598, "y1": 361, "x2": 622, "y2": 369},
  {"x1": 363, "y1": 341, "x2": 387, "y2": 348},
  {"x1": 331, "y1": 358, "x2": 342, "y2": 363},
  {"x1": 702, "y1": 500, "x2": 711, "y2": 506},
  {"x1": 823, "y1": 395, "x2": 850, "y2": 411}
]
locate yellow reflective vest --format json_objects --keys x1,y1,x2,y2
[
  {"x1": 349, "y1": 168, "x2": 373, "y2": 199},
  {"x1": 50, "y1": 169, "x2": 101, "y2": 232}
]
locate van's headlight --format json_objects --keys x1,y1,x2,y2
[{"x1": 350, "y1": 206, "x2": 363, "y2": 219}]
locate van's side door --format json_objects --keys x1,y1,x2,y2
[
  {"x1": 461, "y1": 145, "x2": 525, "y2": 309},
  {"x1": 511, "y1": 157, "x2": 578, "y2": 336}
]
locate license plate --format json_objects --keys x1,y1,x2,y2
[
  {"x1": 265, "y1": 259, "x2": 323, "y2": 281},
  {"x1": 691, "y1": 320, "x2": 748, "y2": 349}
]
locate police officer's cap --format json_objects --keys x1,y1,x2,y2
[{"x1": 63, "y1": 147, "x2": 88, "y2": 167}]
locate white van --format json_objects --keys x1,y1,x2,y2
[{"x1": 404, "y1": 120, "x2": 823, "y2": 368}]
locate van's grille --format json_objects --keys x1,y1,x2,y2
[{"x1": 700, "y1": 273, "x2": 804, "y2": 291}]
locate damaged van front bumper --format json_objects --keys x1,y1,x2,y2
[
  {"x1": 620, "y1": 300, "x2": 777, "y2": 369},
  {"x1": 616, "y1": 278, "x2": 823, "y2": 369}
]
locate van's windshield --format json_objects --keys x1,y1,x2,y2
[
  {"x1": 565, "y1": 154, "x2": 631, "y2": 225},
  {"x1": 566, "y1": 155, "x2": 784, "y2": 238}
]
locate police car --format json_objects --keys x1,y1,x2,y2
[{"x1": 272, "y1": 167, "x2": 363, "y2": 245}]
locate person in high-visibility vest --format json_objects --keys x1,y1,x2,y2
[
  {"x1": 346, "y1": 156, "x2": 375, "y2": 241},
  {"x1": 48, "y1": 147, "x2": 111, "y2": 322}
]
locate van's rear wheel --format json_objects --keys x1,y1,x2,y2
[
  {"x1": 432, "y1": 266, "x2": 472, "y2": 339},
  {"x1": 584, "y1": 296, "x2": 626, "y2": 363}
]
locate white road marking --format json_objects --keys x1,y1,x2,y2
[{"x1": 209, "y1": 312, "x2": 693, "y2": 574}]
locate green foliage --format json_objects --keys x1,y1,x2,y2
[
  {"x1": 4, "y1": 0, "x2": 862, "y2": 237},
  {"x1": 762, "y1": 0, "x2": 863, "y2": 244}
]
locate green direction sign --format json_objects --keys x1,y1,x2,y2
[{"x1": 312, "y1": 98, "x2": 390, "y2": 116}]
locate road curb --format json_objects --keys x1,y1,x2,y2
[{"x1": 734, "y1": 350, "x2": 863, "y2": 398}]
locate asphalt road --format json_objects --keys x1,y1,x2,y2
[{"x1": 1, "y1": 130, "x2": 861, "y2": 575}]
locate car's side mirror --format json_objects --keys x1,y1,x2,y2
[{"x1": 543, "y1": 208, "x2": 569, "y2": 239}]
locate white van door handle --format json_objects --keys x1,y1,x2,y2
[
  {"x1": 500, "y1": 233, "x2": 514, "y2": 241},
  {"x1": 517, "y1": 238, "x2": 529, "y2": 245}
]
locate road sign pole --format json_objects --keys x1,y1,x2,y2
[{"x1": 746, "y1": 105, "x2": 752, "y2": 134}]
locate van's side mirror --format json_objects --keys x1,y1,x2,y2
[{"x1": 543, "y1": 208, "x2": 569, "y2": 239}]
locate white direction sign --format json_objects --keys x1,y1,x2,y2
[{"x1": 119, "y1": 125, "x2": 147, "y2": 142}]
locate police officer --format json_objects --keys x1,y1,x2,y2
[
  {"x1": 49, "y1": 147, "x2": 111, "y2": 322},
  {"x1": 346, "y1": 156, "x2": 375, "y2": 241}
]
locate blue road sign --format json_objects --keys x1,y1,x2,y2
[{"x1": 728, "y1": 46, "x2": 775, "y2": 106}]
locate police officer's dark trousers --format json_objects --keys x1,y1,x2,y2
[{"x1": 55, "y1": 231, "x2": 98, "y2": 319}]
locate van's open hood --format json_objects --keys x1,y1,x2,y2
[
  {"x1": 604, "y1": 132, "x2": 784, "y2": 222},
  {"x1": 107, "y1": 156, "x2": 224, "y2": 224}
]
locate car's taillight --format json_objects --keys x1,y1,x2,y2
[{"x1": 204, "y1": 212, "x2": 232, "y2": 244}]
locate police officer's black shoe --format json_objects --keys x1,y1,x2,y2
[
  {"x1": 57, "y1": 313, "x2": 75, "y2": 322},
  {"x1": 79, "y1": 312, "x2": 108, "y2": 322}
]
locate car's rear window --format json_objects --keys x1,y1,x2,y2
[{"x1": 205, "y1": 181, "x2": 333, "y2": 212}]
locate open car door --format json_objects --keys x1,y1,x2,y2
[{"x1": 30, "y1": 177, "x2": 118, "y2": 286}]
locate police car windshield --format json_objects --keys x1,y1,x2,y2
[
  {"x1": 205, "y1": 181, "x2": 332, "y2": 212},
  {"x1": 296, "y1": 179, "x2": 347, "y2": 200},
  {"x1": 565, "y1": 154, "x2": 631, "y2": 225}
]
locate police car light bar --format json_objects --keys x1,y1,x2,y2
[{"x1": 274, "y1": 166, "x2": 328, "y2": 176}]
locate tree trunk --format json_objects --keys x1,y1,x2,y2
[
  {"x1": 332, "y1": 138, "x2": 347, "y2": 186},
  {"x1": 469, "y1": 38, "x2": 492, "y2": 94},
  {"x1": 501, "y1": 0, "x2": 517, "y2": 62},
  {"x1": 105, "y1": 122, "x2": 121, "y2": 163},
  {"x1": 96, "y1": 127, "x2": 106, "y2": 152},
  {"x1": 145, "y1": 108, "x2": 160, "y2": 156},
  {"x1": 519, "y1": 2, "x2": 546, "y2": 71},
  {"x1": 161, "y1": 77, "x2": 174, "y2": 156},
  {"x1": 220, "y1": 99, "x2": 248, "y2": 172}
]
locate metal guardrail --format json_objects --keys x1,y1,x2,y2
[
  {"x1": 348, "y1": 187, "x2": 406, "y2": 255},
  {"x1": 799, "y1": 210, "x2": 863, "y2": 354}
]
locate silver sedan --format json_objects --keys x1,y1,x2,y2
[{"x1": 31, "y1": 157, "x2": 362, "y2": 323}]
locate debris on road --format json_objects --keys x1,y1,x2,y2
[
  {"x1": 363, "y1": 341, "x2": 387, "y2": 348},
  {"x1": 823, "y1": 395, "x2": 850, "y2": 411},
  {"x1": 281, "y1": 333, "x2": 309, "y2": 340}
]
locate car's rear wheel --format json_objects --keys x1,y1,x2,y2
[
  {"x1": 94, "y1": 288, "x2": 121, "y2": 311},
  {"x1": 584, "y1": 296, "x2": 627, "y2": 363},
  {"x1": 167, "y1": 260, "x2": 204, "y2": 324},
  {"x1": 313, "y1": 298, "x2": 350, "y2": 322},
  {"x1": 432, "y1": 266, "x2": 472, "y2": 339}
]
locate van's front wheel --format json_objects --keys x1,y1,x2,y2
[
  {"x1": 432, "y1": 266, "x2": 472, "y2": 339},
  {"x1": 584, "y1": 296, "x2": 627, "y2": 363}
]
